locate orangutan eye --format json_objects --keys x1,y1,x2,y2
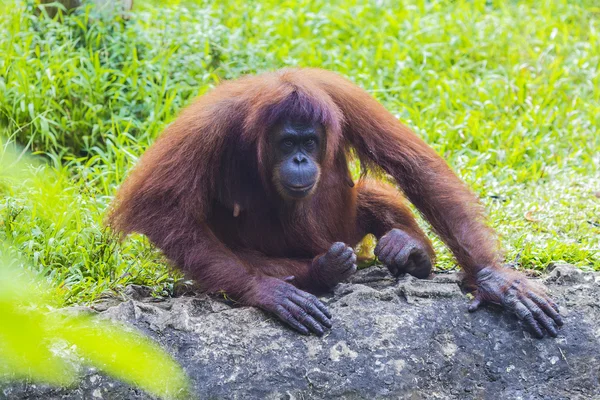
[
  {"x1": 304, "y1": 139, "x2": 315, "y2": 148},
  {"x1": 283, "y1": 139, "x2": 294, "y2": 147}
]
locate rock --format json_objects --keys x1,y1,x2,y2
[
  {"x1": 123, "y1": 284, "x2": 154, "y2": 300},
  {"x1": 2, "y1": 265, "x2": 600, "y2": 399}
]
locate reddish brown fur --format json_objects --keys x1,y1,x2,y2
[{"x1": 108, "y1": 68, "x2": 501, "y2": 303}]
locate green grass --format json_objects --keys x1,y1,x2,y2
[{"x1": 0, "y1": 0, "x2": 598, "y2": 305}]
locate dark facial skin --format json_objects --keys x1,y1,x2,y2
[{"x1": 273, "y1": 120, "x2": 323, "y2": 199}]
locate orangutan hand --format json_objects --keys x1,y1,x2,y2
[
  {"x1": 312, "y1": 242, "x2": 357, "y2": 288},
  {"x1": 375, "y1": 228, "x2": 432, "y2": 279},
  {"x1": 469, "y1": 267, "x2": 563, "y2": 338},
  {"x1": 254, "y1": 276, "x2": 332, "y2": 336}
]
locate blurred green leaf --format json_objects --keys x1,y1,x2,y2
[
  {"x1": 0, "y1": 147, "x2": 190, "y2": 399},
  {"x1": 0, "y1": 241, "x2": 190, "y2": 400}
]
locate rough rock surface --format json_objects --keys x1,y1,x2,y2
[{"x1": 2, "y1": 264, "x2": 600, "y2": 399}]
